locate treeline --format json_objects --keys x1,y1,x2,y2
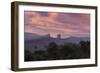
[{"x1": 24, "y1": 41, "x2": 90, "y2": 61}]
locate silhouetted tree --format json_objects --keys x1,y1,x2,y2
[
  {"x1": 33, "y1": 50, "x2": 48, "y2": 61},
  {"x1": 60, "y1": 43, "x2": 75, "y2": 59},
  {"x1": 25, "y1": 41, "x2": 90, "y2": 61},
  {"x1": 24, "y1": 49, "x2": 34, "y2": 61},
  {"x1": 47, "y1": 42, "x2": 60, "y2": 60},
  {"x1": 80, "y1": 41, "x2": 90, "y2": 58},
  {"x1": 34, "y1": 45, "x2": 38, "y2": 50}
]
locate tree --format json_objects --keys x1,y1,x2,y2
[
  {"x1": 47, "y1": 42, "x2": 60, "y2": 60},
  {"x1": 60, "y1": 44, "x2": 75, "y2": 59},
  {"x1": 34, "y1": 45, "x2": 38, "y2": 50},
  {"x1": 80, "y1": 41, "x2": 90, "y2": 58},
  {"x1": 24, "y1": 49, "x2": 34, "y2": 61},
  {"x1": 33, "y1": 50, "x2": 48, "y2": 61}
]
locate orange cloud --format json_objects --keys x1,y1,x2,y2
[
  {"x1": 31, "y1": 12, "x2": 59, "y2": 28},
  {"x1": 48, "y1": 12, "x2": 59, "y2": 19}
]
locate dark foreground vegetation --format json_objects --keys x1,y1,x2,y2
[{"x1": 24, "y1": 41, "x2": 90, "y2": 61}]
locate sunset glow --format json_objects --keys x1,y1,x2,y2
[{"x1": 24, "y1": 11, "x2": 90, "y2": 38}]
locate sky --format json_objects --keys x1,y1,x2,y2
[{"x1": 24, "y1": 11, "x2": 90, "y2": 38}]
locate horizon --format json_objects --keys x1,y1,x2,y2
[{"x1": 24, "y1": 32, "x2": 90, "y2": 39}]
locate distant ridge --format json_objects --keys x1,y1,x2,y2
[
  {"x1": 25, "y1": 32, "x2": 90, "y2": 52},
  {"x1": 24, "y1": 32, "x2": 51, "y2": 41},
  {"x1": 25, "y1": 32, "x2": 90, "y2": 44}
]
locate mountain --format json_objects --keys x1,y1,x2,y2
[
  {"x1": 25, "y1": 32, "x2": 90, "y2": 44},
  {"x1": 24, "y1": 32, "x2": 50, "y2": 41},
  {"x1": 65, "y1": 36, "x2": 90, "y2": 43},
  {"x1": 24, "y1": 32, "x2": 40, "y2": 40},
  {"x1": 24, "y1": 32, "x2": 90, "y2": 52}
]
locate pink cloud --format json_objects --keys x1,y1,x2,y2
[
  {"x1": 24, "y1": 11, "x2": 90, "y2": 38},
  {"x1": 48, "y1": 12, "x2": 59, "y2": 19}
]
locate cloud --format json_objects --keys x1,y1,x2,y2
[
  {"x1": 24, "y1": 11, "x2": 90, "y2": 38},
  {"x1": 48, "y1": 12, "x2": 59, "y2": 19}
]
